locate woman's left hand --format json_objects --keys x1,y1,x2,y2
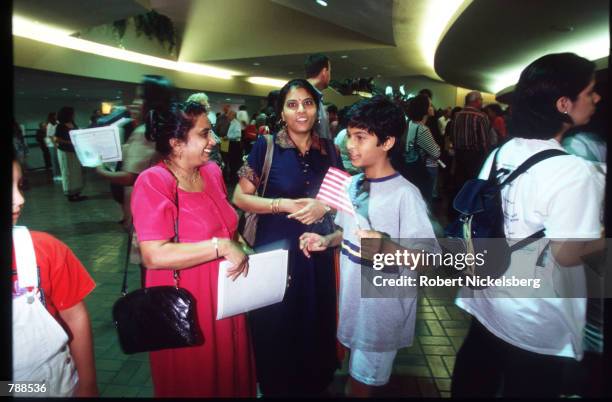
[{"x1": 287, "y1": 198, "x2": 328, "y2": 225}]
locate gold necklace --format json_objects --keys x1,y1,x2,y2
[{"x1": 164, "y1": 160, "x2": 200, "y2": 184}]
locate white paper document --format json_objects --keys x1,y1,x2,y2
[
  {"x1": 216, "y1": 249, "x2": 288, "y2": 320},
  {"x1": 69, "y1": 126, "x2": 122, "y2": 167}
]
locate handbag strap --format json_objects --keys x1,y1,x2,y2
[
  {"x1": 120, "y1": 228, "x2": 133, "y2": 296},
  {"x1": 258, "y1": 134, "x2": 274, "y2": 197},
  {"x1": 172, "y1": 181, "x2": 180, "y2": 288},
  {"x1": 121, "y1": 166, "x2": 182, "y2": 295}
]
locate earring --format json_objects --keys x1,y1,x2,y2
[{"x1": 564, "y1": 110, "x2": 568, "y2": 114}]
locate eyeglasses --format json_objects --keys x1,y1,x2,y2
[{"x1": 284, "y1": 98, "x2": 316, "y2": 110}]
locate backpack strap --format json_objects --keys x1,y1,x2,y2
[
  {"x1": 500, "y1": 148, "x2": 567, "y2": 250},
  {"x1": 499, "y1": 149, "x2": 567, "y2": 187},
  {"x1": 486, "y1": 140, "x2": 514, "y2": 179},
  {"x1": 508, "y1": 229, "x2": 546, "y2": 252}
]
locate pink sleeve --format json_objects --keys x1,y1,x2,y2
[{"x1": 131, "y1": 166, "x2": 177, "y2": 241}]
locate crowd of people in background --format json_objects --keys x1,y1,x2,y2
[{"x1": 12, "y1": 51, "x2": 606, "y2": 398}]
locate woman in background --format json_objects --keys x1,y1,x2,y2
[
  {"x1": 45, "y1": 112, "x2": 61, "y2": 181},
  {"x1": 399, "y1": 94, "x2": 441, "y2": 204},
  {"x1": 54, "y1": 107, "x2": 86, "y2": 202},
  {"x1": 484, "y1": 103, "x2": 508, "y2": 142}
]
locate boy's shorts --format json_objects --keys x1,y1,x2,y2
[{"x1": 349, "y1": 349, "x2": 398, "y2": 386}]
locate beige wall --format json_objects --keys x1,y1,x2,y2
[{"x1": 14, "y1": 36, "x2": 277, "y2": 98}]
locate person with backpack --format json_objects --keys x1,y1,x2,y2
[
  {"x1": 450, "y1": 53, "x2": 604, "y2": 398},
  {"x1": 398, "y1": 94, "x2": 441, "y2": 204}
]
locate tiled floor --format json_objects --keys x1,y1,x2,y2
[{"x1": 18, "y1": 168, "x2": 470, "y2": 398}]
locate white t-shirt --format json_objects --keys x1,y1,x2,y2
[
  {"x1": 438, "y1": 116, "x2": 450, "y2": 137},
  {"x1": 46, "y1": 123, "x2": 57, "y2": 148},
  {"x1": 334, "y1": 173, "x2": 438, "y2": 351},
  {"x1": 455, "y1": 137, "x2": 604, "y2": 360},
  {"x1": 236, "y1": 110, "x2": 249, "y2": 129},
  {"x1": 207, "y1": 111, "x2": 217, "y2": 127},
  {"x1": 227, "y1": 119, "x2": 242, "y2": 141}
]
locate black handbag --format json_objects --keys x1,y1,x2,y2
[{"x1": 112, "y1": 182, "x2": 203, "y2": 354}]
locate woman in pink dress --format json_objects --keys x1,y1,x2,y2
[{"x1": 131, "y1": 101, "x2": 256, "y2": 397}]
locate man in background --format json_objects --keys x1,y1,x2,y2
[
  {"x1": 451, "y1": 91, "x2": 491, "y2": 190},
  {"x1": 305, "y1": 53, "x2": 332, "y2": 140}
]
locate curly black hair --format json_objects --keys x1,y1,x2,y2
[{"x1": 145, "y1": 101, "x2": 206, "y2": 156}]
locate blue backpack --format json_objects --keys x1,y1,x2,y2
[{"x1": 444, "y1": 146, "x2": 567, "y2": 288}]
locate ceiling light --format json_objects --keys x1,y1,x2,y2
[
  {"x1": 488, "y1": 32, "x2": 609, "y2": 93},
  {"x1": 340, "y1": 55, "x2": 348, "y2": 59},
  {"x1": 13, "y1": 15, "x2": 238, "y2": 80},
  {"x1": 356, "y1": 91, "x2": 372, "y2": 98},
  {"x1": 226, "y1": 98, "x2": 231, "y2": 101},
  {"x1": 253, "y1": 62, "x2": 260, "y2": 66},
  {"x1": 101, "y1": 102, "x2": 113, "y2": 114},
  {"x1": 247, "y1": 77, "x2": 287, "y2": 88},
  {"x1": 316, "y1": 0, "x2": 328, "y2": 6},
  {"x1": 288, "y1": 71, "x2": 294, "y2": 75},
  {"x1": 61, "y1": 87, "x2": 68, "y2": 91},
  {"x1": 417, "y1": 0, "x2": 467, "y2": 78},
  {"x1": 361, "y1": 66, "x2": 368, "y2": 70}
]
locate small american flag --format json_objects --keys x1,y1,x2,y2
[{"x1": 316, "y1": 167, "x2": 354, "y2": 216}]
